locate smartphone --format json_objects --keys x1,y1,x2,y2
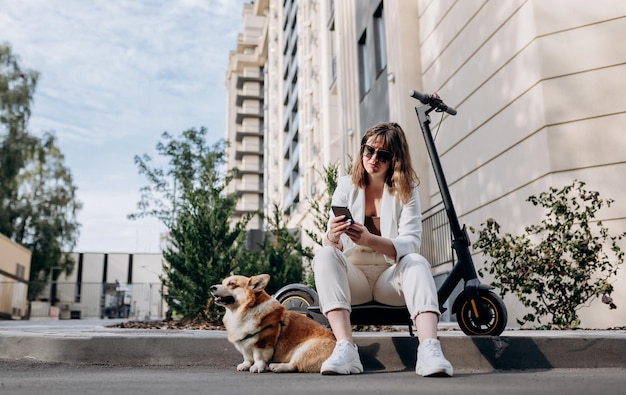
[{"x1": 331, "y1": 206, "x2": 354, "y2": 224}]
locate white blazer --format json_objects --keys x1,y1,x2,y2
[{"x1": 328, "y1": 175, "x2": 422, "y2": 264}]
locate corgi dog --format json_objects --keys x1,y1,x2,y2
[{"x1": 210, "y1": 274, "x2": 336, "y2": 373}]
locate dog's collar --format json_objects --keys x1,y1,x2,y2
[
  {"x1": 237, "y1": 320, "x2": 285, "y2": 342},
  {"x1": 237, "y1": 324, "x2": 274, "y2": 342}
]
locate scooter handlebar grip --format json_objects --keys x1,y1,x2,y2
[
  {"x1": 445, "y1": 105, "x2": 457, "y2": 116},
  {"x1": 409, "y1": 89, "x2": 457, "y2": 116},
  {"x1": 409, "y1": 89, "x2": 430, "y2": 103}
]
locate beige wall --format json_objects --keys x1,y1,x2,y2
[
  {"x1": 385, "y1": 0, "x2": 433, "y2": 208},
  {"x1": 0, "y1": 233, "x2": 31, "y2": 318},
  {"x1": 417, "y1": 0, "x2": 626, "y2": 328}
]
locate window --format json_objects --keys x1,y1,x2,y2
[
  {"x1": 358, "y1": 31, "x2": 370, "y2": 98},
  {"x1": 15, "y1": 264, "x2": 25, "y2": 280},
  {"x1": 329, "y1": 20, "x2": 337, "y2": 87},
  {"x1": 373, "y1": 3, "x2": 387, "y2": 75}
]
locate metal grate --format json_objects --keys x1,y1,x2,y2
[{"x1": 421, "y1": 206, "x2": 454, "y2": 268}]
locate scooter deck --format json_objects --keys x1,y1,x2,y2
[{"x1": 309, "y1": 302, "x2": 412, "y2": 326}]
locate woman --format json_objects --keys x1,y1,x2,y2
[{"x1": 313, "y1": 122, "x2": 453, "y2": 377}]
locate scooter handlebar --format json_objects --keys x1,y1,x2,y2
[{"x1": 409, "y1": 90, "x2": 457, "y2": 115}]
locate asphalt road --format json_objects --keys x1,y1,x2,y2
[{"x1": 1, "y1": 361, "x2": 624, "y2": 395}]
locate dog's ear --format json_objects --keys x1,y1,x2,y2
[{"x1": 249, "y1": 274, "x2": 270, "y2": 292}]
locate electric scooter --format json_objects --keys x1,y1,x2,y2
[{"x1": 274, "y1": 90, "x2": 508, "y2": 336}]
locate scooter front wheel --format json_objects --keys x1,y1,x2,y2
[{"x1": 456, "y1": 290, "x2": 507, "y2": 336}]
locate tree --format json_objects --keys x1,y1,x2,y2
[
  {"x1": 15, "y1": 133, "x2": 82, "y2": 300},
  {"x1": 472, "y1": 180, "x2": 625, "y2": 329},
  {"x1": 0, "y1": 42, "x2": 39, "y2": 237},
  {"x1": 1, "y1": 43, "x2": 80, "y2": 299},
  {"x1": 239, "y1": 201, "x2": 314, "y2": 294},
  {"x1": 304, "y1": 163, "x2": 339, "y2": 247},
  {"x1": 130, "y1": 128, "x2": 251, "y2": 323},
  {"x1": 304, "y1": 159, "x2": 354, "y2": 246}
]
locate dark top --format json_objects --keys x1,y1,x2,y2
[{"x1": 364, "y1": 215, "x2": 381, "y2": 236}]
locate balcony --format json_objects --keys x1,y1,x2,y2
[
  {"x1": 235, "y1": 182, "x2": 263, "y2": 196},
  {"x1": 233, "y1": 162, "x2": 263, "y2": 178},
  {"x1": 236, "y1": 68, "x2": 263, "y2": 89},
  {"x1": 235, "y1": 199, "x2": 263, "y2": 216},
  {"x1": 235, "y1": 143, "x2": 263, "y2": 160},
  {"x1": 235, "y1": 125, "x2": 263, "y2": 142},
  {"x1": 235, "y1": 86, "x2": 263, "y2": 106},
  {"x1": 235, "y1": 105, "x2": 263, "y2": 124}
]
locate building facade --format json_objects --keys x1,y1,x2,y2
[
  {"x1": 225, "y1": 1, "x2": 268, "y2": 232},
  {"x1": 25, "y1": 252, "x2": 165, "y2": 320},
  {"x1": 225, "y1": 0, "x2": 626, "y2": 329},
  {"x1": 0, "y1": 233, "x2": 31, "y2": 319}
]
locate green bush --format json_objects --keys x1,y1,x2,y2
[
  {"x1": 238, "y1": 201, "x2": 314, "y2": 295},
  {"x1": 472, "y1": 180, "x2": 624, "y2": 329},
  {"x1": 131, "y1": 128, "x2": 251, "y2": 323},
  {"x1": 305, "y1": 162, "x2": 339, "y2": 247}
]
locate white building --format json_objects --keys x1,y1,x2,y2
[
  {"x1": 225, "y1": 0, "x2": 626, "y2": 329},
  {"x1": 30, "y1": 252, "x2": 165, "y2": 320}
]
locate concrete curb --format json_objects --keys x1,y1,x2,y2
[
  {"x1": 1, "y1": 326, "x2": 625, "y2": 373},
  {"x1": 0, "y1": 334, "x2": 238, "y2": 368}
]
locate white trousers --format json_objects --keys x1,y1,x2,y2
[{"x1": 312, "y1": 245, "x2": 441, "y2": 320}]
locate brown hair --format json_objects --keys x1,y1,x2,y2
[{"x1": 351, "y1": 122, "x2": 420, "y2": 204}]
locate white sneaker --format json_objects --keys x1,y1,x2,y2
[
  {"x1": 321, "y1": 339, "x2": 364, "y2": 375},
  {"x1": 416, "y1": 338, "x2": 453, "y2": 377}
]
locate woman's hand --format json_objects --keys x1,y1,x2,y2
[
  {"x1": 346, "y1": 221, "x2": 397, "y2": 260},
  {"x1": 328, "y1": 215, "x2": 352, "y2": 243},
  {"x1": 330, "y1": 217, "x2": 374, "y2": 247},
  {"x1": 345, "y1": 222, "x2": 372, "y2": 246}
]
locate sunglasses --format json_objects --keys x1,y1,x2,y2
[{"x1": 362, "y1": 144, "x2": 393, "y2": 163}]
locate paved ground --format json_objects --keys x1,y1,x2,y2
[
  {"x1": 1, "y1": 319, "x2": 625, "y2": 373},
  {"x1": 1, "y1": 360, "x2": 625, "y2": 395}
]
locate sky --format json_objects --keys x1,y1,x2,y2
[{"x1": 0, "y1": 0, "x2": 247, "y2": 253}]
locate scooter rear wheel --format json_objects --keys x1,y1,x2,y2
[
  {"x1": 456, "y1": 290, "x2": 507, "y2": 336},
  {"x1": 276, "y1": 289, "x2": 315, "y2": 316}
]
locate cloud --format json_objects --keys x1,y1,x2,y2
[
  {"x1": 3, "y1": 0, "x2": 244, "y2": 143},
  {"x1": 77, "y1": 188, "x2": 165, "y2": 253},
  {"x1": 0, "y1": 0, "x2": 246, "y2": 252}
]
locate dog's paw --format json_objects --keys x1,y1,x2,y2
[
  {"x1": 249, "y1": 362, "x2": 267, "y2": 373},
  {"x1": 269, "y1": 362, "x2": 295, "y2": 373},
  {"x1": 237, "y1": 361, "x2": 252, "y2": 371}
]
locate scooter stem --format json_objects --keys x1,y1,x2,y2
[{"x1": 414, "y1": 103, "x2": 484, "y2": 313}]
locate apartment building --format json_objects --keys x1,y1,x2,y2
[
  {"x1": 225, "y1": 0, "x2": 626, "y2": 329},
  {"x1": 225, "y1": 1, "x2": 268, "y2": 232}
]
